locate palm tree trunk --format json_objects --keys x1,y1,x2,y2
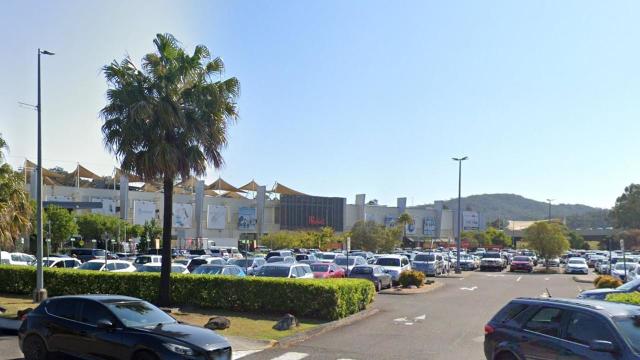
[{"x1": 159, "y1": 175, "x2": 174, "y2": 306}]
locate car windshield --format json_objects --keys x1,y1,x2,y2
[
  {"x1": 193, "y1": 266, "x2": 223, "y2": 274},
  {"x1": 320, "y1": 253, "x2": 336, "y2": 260},
  {"x1": 483, "y1": 253, "x2": 501, "y2": 258},
  {"x1": 376, "y1": 258, "x2": 400, "y2": 267},
  {"x1": 513, "y1": 256, "x2": 530, "y2": 262},
  {"x1": 256, "y1": 266, "x2": 290, "y2": 277},
  {"x1": 229, "y1": 259, "x2": 250, "y2": 267},
  {"x1": 614, "y1": 316, "x2": 640, "y2": 353},
  {"x1": 615, "y1": 263, "x2": 637, "y2": 271},
  {"x1": 310, "y1": 264, "x2": 329, "y2": 272},
  {"x1": 134, "y1": 257, "x2": 153, "y2": 264},
  {"x1": 78, "y1": 262, "x2": 103, "y2": 270},
  {"x1": 106, "y1": 300, "x2": 176, "y2": 328},
  {"x1": 351, "y1": 267, "x2": 373, "y2": 274},
  {"x1": 267, "y1": 256, "x2": 284, "y2": 263},
  {"x1": 414, "y1": 254, "x2": 435, "y2": 262},
  {"x1": 569, "y1": 259, "x2": 585, "y2": 264},
  {"x1": 335, "y1": 257, "x2": 356, "y2": 266}
]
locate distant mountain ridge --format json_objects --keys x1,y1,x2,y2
[{"x1": 426, "y1": 193, "x2": 610, "y2": 229}]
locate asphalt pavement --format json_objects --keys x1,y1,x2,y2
[{"x1": 0, "y1": 269, "x2": 590, "y2": 360}]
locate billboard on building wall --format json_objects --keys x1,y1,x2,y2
[
  {"x1": 172, "y1": 203, "x2": 193, "y2": 228},
  {"x1": 91, "y1": 198, "x2": 117, "y2": 215},
  {"x1": 384, "y1": 216, "x2": 397, "y2": 228},
  {"x1": 238, "y1": 207, "x2": 257, "y2": 231},
  {"x1": 279, "y1": 195, "x2": 345, "y2": 231},
  {"x1": 207, "y1": 205, "x2": 227, "y2": 229},
  {"x1": 463, "y1": 211, "x2": 480, "y2": 231},
  {"x1": 423, "y1": 216, "x2": 437, "y2": 237},
  {"x1": 133, "y1": 200, "x2": 156, "y2": 225},
  {"x1": 406, "y1": 222, "x2": 417, "y2": 235}
]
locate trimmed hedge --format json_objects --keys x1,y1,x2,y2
[
  {"x1": 399, "y1": 270, "x2": 426, "y2": 288},
  {"x1": 593, "y1": 275, "x2": 623, "y2": 289},
  {"x1": 606, "y1": 291, "x2": 640, "y2": 305},
  {"x1": 0, "y1": 265, "x2": 375, "y2": 320}
]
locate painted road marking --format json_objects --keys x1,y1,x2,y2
[
  {"x1": 414, "y1": 314, "x2": 426, "y2": 322},
  {"x1": 234, "y1": 350, "x2": 262, "y2": 359},
  {"x1": 393, "y1": 317, "x2": 408, "y2": 322},
  {"x1": 516, "y1": 276, "x2": 522, "y2": 282},
  {"x1": 271, "y1": 352, "x2": 309, "y2": 360},
  {"x1": 487, "y1": 274, "x2": 505, "y2": 277},
  {"x1": 460, "y1": 286, "x2": 478, "y2": 291},
  {"x1": 545, "y1": 277, "x2": 550, "y2": 281},
  {"x1": 404, "y1": 322, "x2": 414, "y2": 325}
]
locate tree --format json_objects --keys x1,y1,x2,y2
[
  {"x1": 397, "y1": 212, "x2": 414, "y2": 239},
  {"x1": 44, "y1": 206, "x2": 78, "y2": 252},
  {"x1": 524, "y1": 222, "x2": 570, "y2": 270},
  {"x1": 0, "y1": 133, "x2": 7, "y2": 161},
  {"x1": 611, "y1": 184, "x2": 640, "y2": 229},
  {"x1": 0, "y1": 163, "x2": 33, "y2": 250},
  {"x1": 485, "y1": 227, "x2": 510, "y2": 247},
  {"x1": 567, "y1": 230, "x2": 585, "y2": 250},
  {"x1": 101, "y1": 33, "x2": 239, "y2": 305},
  {"x1": 350, "y1": 220, "x2": 401, "y2": 252}
]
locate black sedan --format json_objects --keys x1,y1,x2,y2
[
  {"x1": 349, "y1": 265, "x2": 392, "y2": 292},
  {"x1": 19, "y1": 295, "x2": 231, "y2": 360}
]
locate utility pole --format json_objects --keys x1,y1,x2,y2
[
  {"x1": 34, "y1": 48, "x2": 54, "y2": 302},
  {"x1": 452, "y1": 156, "x2": 468, "y2": 274},
  {"x1": 546, "y1": 199, "x2": 554, "y2": 223}
]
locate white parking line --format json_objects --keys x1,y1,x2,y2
[
  {"x1": 270, "y1": 352, "x2": 309, "y2": 360},
  {"x1": 234, "y1": 350, "x2": 262, "y2": 359},
  {"x1": 460, "y1": 286, "x2": 478, "y2": 291},
  {"x1": 516, "y1": 276, "x2": 522, "y2": 282}
]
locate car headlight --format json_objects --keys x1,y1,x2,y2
[{"x1": 163, "y1": 343, "x2": 195, "y2": 356}]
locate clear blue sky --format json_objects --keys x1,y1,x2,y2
[{"x1": 2, "y1": 0, "x2": 640, "y2": 208}]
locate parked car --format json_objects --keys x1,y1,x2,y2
[
  {"x1": 545, "y1": 257, "x2": 561, "y2": 267},
  {"x1": 69, "y1": 248, "x2": 106, "y2": 263},
  {"x1": 185, "y1": 257, "x2": 226, "y2": 273},
  {"x1": 265, "y1": 250, "x2": 293, "y2": 260},
  {"x1": 564, "y1": 257, "x2": 589, "y2": 275},
  {"x1": 42, "y1": 257, "x2": 82, "y2": 269},
  {"x1": 255, "y1": 263, "x2": 314, "y2": 279},
  {"x1": 227, "y1": 258, "x2": 266, "y2": 275},
  {"x1": 509, "y1": 256, "x2": 534, "y2": 273},
  {"x1": 412, "y1": 253, "x2": 444, "y2": 276},
  {"x1": 595, "y1": 259, "x2": 611, "y2": 274},
  {"x1": 316, "y1": 252, "x2": 338, "y2": 263},
  {"x1": 480, "y1": 252, "x2": 505, "y2": 272},
  {"x1": 138, "y1": 263, "x2": 189, "y2": 274},
  {"x1": 266, "y1": 256, "x2": 295, "y2": 264},
  {"x1": 192, "y1": 264, "x2": 246, "y2": 276},
  {"x1": 587, "y1": 255, "x2": 606, "y2": 268},
  {"x1": 375, "y1": 255, "x2": 411, "y2": 283},
  {"x1": 611, "y1": 262, "x2": 637, "y2": 283},
  {"x1": 18, "y1": 295, "x2": 232, "y2": 360},
  {"x1": 578, "y1": 278, "x2": 640, "y2": 300},
  {"x1": 333, "y1": 255, "x2": 367, "y2": 275},
  {"x1": 458, "y1": 254, "x2": 478, "y2": 271},
  {"x1": 295, "y1": 254, "x2": 317, "y2": 262},
  {"x1": 349, "y1": 265, "x2": 393, "y2": 292},
  {"x1": 0, "y1": 251, "x2": 35, "y2": 266},
  {"x1": 520, "y1": 250, "x2": 538, "y2": 266},
  {"x1": 132, "y1": 255, "x2": 162, "y2": 270},
  {"x1": 310, "y1": 262, "x2": 345, "y2": 278},
  {"x1": 484, "y1": 297, "x2": 640, "y2": 360},
  {"x1": 77, "y1": 260, "x2": 136, "y2": 272}
]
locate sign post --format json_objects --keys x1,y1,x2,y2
[{"x1": 621, "y1": 239, "x2": 627, "y2": 280}]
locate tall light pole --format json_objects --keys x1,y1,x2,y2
[
  {"x1": 35, "y1": 48, "x2": 54, "y2": 302},
  {"x1": 452, "y1": 156, "x2": 468, "y2": 274},
  {"x1": 546, "y1": 199, "x2": 554, "y2": 223}
]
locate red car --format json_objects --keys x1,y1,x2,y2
[
  {"x1": 509, "y1": 256, "x2": 534, "y2": 272},
  {"x1": 310, "y1": 262, "x2": 345, "y2": 278}
]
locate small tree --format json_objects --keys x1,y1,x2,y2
[
  {"x1": 397, "y1": 212, "x2": 414, "y2": 239},
  {"x1": 350, "y1": 220, "x2": 382, "y2": 251},
  {"x1": 524, "y1": 222, "x2": 570, "y2": 270},
  {"x1": 45, "y1": 205, "x2": 78, "y2": 251}
]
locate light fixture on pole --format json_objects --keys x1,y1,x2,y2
[
  {"x1": 546, "y1": 199, "x2": 554, "y2": 222},
  {"x1": 34, "y1": 48, "x2": 54, "y2": 303},
  {"x1": 452, "y1": 156, "x2": 468, "y2": 274}
]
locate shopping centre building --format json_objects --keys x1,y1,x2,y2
[{"x1": 23, "y1": 162, "x2": 484, "y2": 249}]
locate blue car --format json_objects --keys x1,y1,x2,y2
[
  {"x1": 484, "y1": 297, "x2": 640, "y2": 360},
  {"x1": 578, "y1": 278, "x2": 640, "y2": 300}
]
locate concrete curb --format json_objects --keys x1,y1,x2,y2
[
  {"x1": 275, "y1": 307, "x2": 380, "y2": 348},
  {"x1": 573, "y1": 276, "x2": 596, "y2": 284},
  {"x1": 379, "y1": 281, "x2": 443, "y2": 295},
  {"x1": 227, "y1": 335, "x2": 277, "y2": 352}
]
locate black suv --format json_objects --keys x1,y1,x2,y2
[
  {"x1": 69, "y1": 248, "x2": 106, "y2": 263},
  {"x1": 484, "y1": 297, "x2": 640, "y2": 360}
]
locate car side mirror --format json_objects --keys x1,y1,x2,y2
[
  {"x1": 589, "y1": 340, "x2": 616, "y2": 353},
  {"x1": 290, "y1": 274, "x2": 297, "y2": 278},
  {"x1": 96, "y1": 319, "x2": 114, "y2": 330}
]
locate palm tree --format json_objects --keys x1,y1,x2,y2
[
  {"x1": 397, "y1": 212, "x2": 414, "y2": 240},
  {"x1": 0, "y1": 132, "x2": 7, "y2": 162},
  {"x1": 0, "y1": 163, "x2": 33, "y2": 250},
  {"x1": 100, "y1": 33, "x2": 239, "y2": 305}
]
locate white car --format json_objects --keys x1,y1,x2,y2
[
  {"x1": 43, "y1": 257, "x2": 82, "y2": 269},
  {"x1": 611, "y1": 262, "x2": 637, "y2": 283},
  {"x1": 565, "y1": 258, "x2": 589, "y2": 274},
  {"x1": 78, "y1": 260, "x2": 136, "y2": 272},
  {"x1": 0, "y1": 252, "x2": 35, "y2": 266},
  {"x1": 333, "y1": 255, "x2": 367, "y2": 274},
  {"x1": 138, "y1": 263, "x2": 189, "y2": 274},
  {"x1": 255, "y1": 263, "x2": 314, "y2": 279},
  {"x1": 375, "y1": 255, "x2": 411, "y2": 283},
  {"x1": 132, "y1": 255, "x2": 162, "y2": 270}
]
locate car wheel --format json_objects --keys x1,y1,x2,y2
[
  {"x1": 496, "y1": 351, "x2": 518, "y2": 360},
  {"x1": 132, "y1": 350, "x2": 159, "y2": 360},
  {"x1": 23, "y1": 335, "x2": 49, "y2": 360},
  {"x1": 376, "y1": 281, "x2": 382, "y2": 292}
]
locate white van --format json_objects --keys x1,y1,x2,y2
[{"x1": 1, "y1": 252, "x2": 35, "y2": 266}]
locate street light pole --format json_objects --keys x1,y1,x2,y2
[
  {"x1": 34, "y1": 48, "x2": 54, "y2": 303},
  {"x1": 452, "y1": 156, "x2": 468, "y2": 274},
  {"x1": 546, "y1": 199, "x2": 554, "y2": 223}
]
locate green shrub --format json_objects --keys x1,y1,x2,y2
[
  {"x1": 398, "y1": 270, "x2": 425, "y2": 288},
  {"x1": 594, "y1": 275, "x2": 623, "y2": 289},
  {"x1": 606, "y1": 291, "x2": 640, "y2": 305},
  {"x1": 0, "y1": 265, "x2": 374, "y2": 320}
]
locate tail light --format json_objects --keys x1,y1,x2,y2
[{"x1": 484, "y1": 324, "x2": 495, "y2": 335}]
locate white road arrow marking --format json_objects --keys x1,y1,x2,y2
[
  {"x1": 414, "y1": 314, "x2": 426, "y2": 322},
  {"x1": 271, "y1": 352, "x2": 309, "y2": 360},
  {"x1": 460, "y1": 286, "x2": 478, "y2": 291},
  {"x1": 516, "y1": 276, "x2": 522, "y2": 282},
  {"x1": 394, "y1": 317, "x2": 408, "y2": 322},
  {"x1": 233, "y1": 350, "x2": 262, "y2": 359},
  {"x1": 487, "y1": 274, "x2": 505, "y2": 277},
  {"x1": 404, "y1": 322, "x2": 414, "y2": 325}
]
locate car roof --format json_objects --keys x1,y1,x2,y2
[
  {"x1": 263, "y1": 263, "x2": 297, "y2": 268},
  {"x1": 377, "y1": 254, "x2": 406, "y2": 259},
  {"x1": 512, "y1": 297, "x2": 640, "y2": 317},
  {"x1": 48, "y1": 294, "x2": 141, "y2": 303}
]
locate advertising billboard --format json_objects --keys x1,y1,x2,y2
[
  {"x1": 133, "y1": 200, "x2": 156, "y2": 225},
  {"x1": 463, "y1": 211, "x2": 480, "y2": 231},
  {"x1": 384, "y1": 216, "x2": 397, "y2": 228},
  {"x1": 279, "y1": 195, "x2": 345, "y2": 231},
  {"x1": 91, "y1": 198, "x2": 117, "y2": 215},
  {"x1": 173, "y1": 203, "x2": 193, "y2": 228},
  {"x1": 423, "y1": 216, "x2": 437, "y2": 237},
  {"x1": 406, "y1": 222, "x2": 417, "y2": 235},
  {"x1": 207, "y1": 205, "x2": 227, "y2": 230},
  {"x1": 238, "y1": 207, "x2": 257, "y2": 231}
]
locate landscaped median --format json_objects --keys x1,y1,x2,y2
[
  {"x1": 606, "y1": 291, "x2": 640, "y2": 305},
  {"x1": 0, "y1": 265, "x2": 375, "y2": 321}
]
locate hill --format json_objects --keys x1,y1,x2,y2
[{"x1": 428, "y1": 194, "x2": 610, "y2": 229}]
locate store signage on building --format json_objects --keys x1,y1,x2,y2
[
  {"x1": 463, "y1": 211, "x2": 480, "y2": 231},
  {"x1": 423, "y1": 216, "x2": 437, "y2": 237},
  {"x1": 238, "y1": 207, "x2": 257, "y2": 231},
  {"x1": 280, "y1": 195, "x2": 345, "y2": 231}
]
